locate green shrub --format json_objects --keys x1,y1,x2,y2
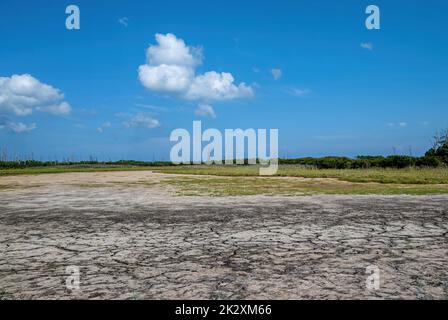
[{"x1": 415, "y1": 156, "x2": 443, "y2": 167}]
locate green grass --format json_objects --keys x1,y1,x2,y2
[
  {"x1": 3, "y1": 164, "x2": 447, "y2": 184},
  {"x1": 154, "y1": 165, "x2": 448, "y2": 184},
  {"x1": 155, "y1": 165, "x2": 448, "y2": 196},
  {"x1": 2, "y1": 164, "x2": 448, "y2": 196},
  {"x1": 0, "y1": 165, "x2": 155, "y2": 176},
  {"x1": 164, "y1": 176, "x2": 448, "y2": 196}
]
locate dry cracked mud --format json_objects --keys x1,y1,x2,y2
[{"x1": 0, "y1": 171, "x2": 447, "y2": 299}]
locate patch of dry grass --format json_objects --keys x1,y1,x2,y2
[
  {"x1": 165, "y1": 176, "x2": 448, "y2": 196},
  {"x1": 156, "y1": 165, "x2": 448, "y2": 184}
]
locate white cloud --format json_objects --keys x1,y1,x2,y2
[
  {"x1": 0, "y1": 121, "x2": 36, "y2": 133},
  {"x1": 134, "y1": 103, "x2": 169, "y2": 112},
  {"x1": 0, "y1": 74, "x2": 71, "y2": 116},
  {"x1": 271, "y1": 68, "x2": 282, "y2": 80},
  {"x1": 123, "y1": 112, "x2": 160, "y2": 129},
  {"x1": 287, "y1": 88, "x2": 311, "y2": 97},
  {"x1": 138, "y1": 64, "x2": 193, "y2": 93},
  {"x1": 145, "y1": 33, "x2": 202, "y2": 67},
  {"x1": 195, "y1": 103, "x2": 216, "y2": 118},
  {"x1": 138, "y1": 33, "x2": 253, "y2": 101},
  {"x1": 37, "y1": 102, "x2": 71, "y2": 115},
  {"x1": 360, "y1": 42, "x2": 373, "y2": 50},
  {"x1": 185, "y1": 71, "x2": 253, "y2": 101},
  {"x1": 388, "y1": 122, "x2": 408, "y2": 128},
  {"x1": 96, "y1": 122, "x2": 111, "y2": 133},
  {"x1": 118, "y1": 17, "x2": 128, "y2": 27}
]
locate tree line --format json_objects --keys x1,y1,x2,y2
[{"x1": 1, "y1": 130, "x2": 447, "y2": 170}]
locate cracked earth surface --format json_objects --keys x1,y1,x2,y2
[{"x1": 0, "y1": 171, "x2": 447, "y2": 299}]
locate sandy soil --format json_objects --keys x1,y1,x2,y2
[{"x1": 0, "y1": 171, "x2": 447, "y2": 299}]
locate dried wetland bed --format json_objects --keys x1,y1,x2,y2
[{"x1": 0, "y1": 169, "x2": 447, "y2": 299}]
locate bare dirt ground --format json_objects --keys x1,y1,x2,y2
[{"x1": 0, "y1": 171, "x2": 447, "y2": 299}]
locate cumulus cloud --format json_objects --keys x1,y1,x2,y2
[
  {"x1": 0, "y1": 121, "x2": 36, "y2": 133},
  {"x1": 0, "y1": 74, "x2": 71, "y2": 116},
  {"x1": 139, "y1": 64, "x2": 193, "y2": 93},
  {"x1": 138, "y1": 33, "x2": 253, "y2": 101},
  {"x1": 186, "y1": 72, "x2": 253, "y2": 101},
  {"x1": 37, "y1": 102, "x2": 71, "y2": 115},
  {"x1": 195, "y1": 103, "x2": 216, "y2": 118},
  {"x1": 360, "y1": 42, "x2": 373, "y2": 50},
  {"x1": 122, "y1": 112, "x2": 160, "y2": 129},
  {"x1": 145, "y1": 33, "x2": 202, "y2": 67},
  {"x1": 271, "y1": 68, "x2": 282, "y2": 80}
]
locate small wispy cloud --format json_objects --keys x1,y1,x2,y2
[
  {"x1": 0, "y1": 121, "x2": 36, "y2": 133},
  {"x1": 360, "y1": 42, "x2": 373, "y2": 50},
  {"x1": 195, "y1": 103, "x2": 216, "y2": 119},
  {"x1": 388, "y1": 122, "x2": 407, "y2": 128},
  {"x1": 122, "y1": 112, "x2": 160, "y2": 129},
  {"x1": 96, "y1": 122, "x2": 111, "y2": 133},
  {"x1": 118, "y1": 17, "x2": 128, "y2": 27},
  {"x1": 134, "y1": 103, "x2": 169, "y2": 113},
  {"x1": 287, "y1": 87, "x2": 311, "y2": 97},
  {"x1": 271, "y1": 68, "x2": 282, "y2": 80}
]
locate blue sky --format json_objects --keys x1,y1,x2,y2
[{"x1": 0, "y1": 0, "x2": 447, "y2": 161}]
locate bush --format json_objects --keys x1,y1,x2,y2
[
  {"x1": 280, "y1": 157, "x2": 354, "y2": 169},
  {"x1": 426, "y1": 129, "x2": 448, "y2": 165},
  {"x1": 415, "y1": 156, "x2": 443, "y2": 168},
  {"x1": 280, "y1": 155, "x2": 442, "y2": 169},
  {"x1": 381, "y1": 156, "x2": 416, "y2": 169}
]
